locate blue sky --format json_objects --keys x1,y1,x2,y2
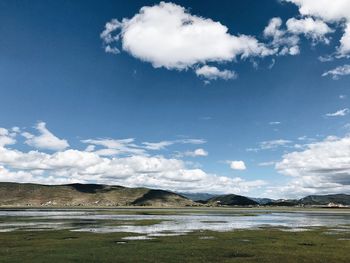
[{"x1": 1, "y1": 0, "x2": 350, "y2": 198}]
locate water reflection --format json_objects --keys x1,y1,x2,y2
[{"x1": 0, "y1": 209, "x2": 349, "y2": 237}]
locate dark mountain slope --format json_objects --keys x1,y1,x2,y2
[{"x1": 206, "y1": 194, "x2": 258, "y2": 206}]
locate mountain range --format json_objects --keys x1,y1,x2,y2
[{"x1": 0, "y1": 182, "x2": 349, "y2": 207}]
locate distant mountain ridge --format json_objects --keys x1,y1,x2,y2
[
  {"x1": 250, "y1": 197, "x2": 275, "y2": 205},
  {"x1": 0, "y1": 182, "x2": 349, "y2": 207},
  {"x1": 0, "y1": 182, "x2": 194, "y2": 207},
  {"x1": 299, "y1": 194, "x2": 350, "y2": 206},
  {"x1": 264, "y1": 194, "x2": 350, "y2": 206},
  {"x1": 181, "y1": 192, "x2": 350, "y2": 207},
  {"x1": 178, "y1": 192, "x2": 217, "y2": 201}
]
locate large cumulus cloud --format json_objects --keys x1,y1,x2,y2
[
  {"x1": 0, "y1": 124, "x2": 265, "y2": 194},
  {"x1": 275, "y1": 135, "x2": 350, "y2": 197},
  {"x1": 100, "y1": 2, "x2": 274, "y2": 80}
]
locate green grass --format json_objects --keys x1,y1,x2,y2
[
  {"x1": 1, "y1": 207, "x2": 349, "y2": 262},
  {"x1": 0, "y1": 228, "x2": 349, "y2": 262}
]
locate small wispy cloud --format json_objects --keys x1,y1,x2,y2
[
  {"x1": 247, "y1": 139, "x2": 292, "y2": 152},
  {"x1": 322, "y1": 65, "x2": 350, "y2": 80},
  {"x1": 268, "y1": 58, "x2": 276, "y2": 69},
  {"x1": 181, "y1": 148, "x2": 208, "y2": 157},
  {"x1": 297, "y1": 136, "x2": 316, "y2": 142},
  {"x1": 142, "y1": 138, "x2": 206, "y2": 151},
  {"x1": 82, "y1": 138, "x2": 146, "y2": 156},
  {"x1": 325, "y1": 108, "x2": 349, "y2": 117},
  {"x1": 178, "y1": 139, "x2": 206, "y2": 145},
  {"x1": 260, "y1": 139, "x2": 292, "y2": 150},
  {"x1": 195, "y1": 65, "x2": 237, "y2": 81},
  {"x1": 318, "y1": 55, "x2": 333, "y2": 62},
  {"x1": 258, "y1": 161, "x2": 275, "y2": 167},
  {"x1": 142, "y1": 141, "x2": 174, "y2": 150}
]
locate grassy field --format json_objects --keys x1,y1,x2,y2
[
  {"x1": 0, "y1": 227, "x2": 349, "y2": 262},
  {"x1": 0, "y1": 207, "x2": 349, "y2": 262}
]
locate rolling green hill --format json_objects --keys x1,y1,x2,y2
[{"x1": 0, "y1": 182, "x2": 195, "y2": 207}]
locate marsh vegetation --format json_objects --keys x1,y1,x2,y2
[{"x1": 0, "y1": 208, "x2": 349, "y2": 262}]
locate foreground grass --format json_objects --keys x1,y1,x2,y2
[{"x1": 0, "y1": 228, "x2": 349, "y2": 262}]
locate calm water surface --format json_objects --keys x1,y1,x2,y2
[{"x1": 0, "y1": 209, "x2": 349, "y2": 239}]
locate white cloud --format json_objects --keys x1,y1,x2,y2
[
  {"x1": 275, "y1": 135, "x2": 350, "y2": 197},
  {"x1": 85, "y1": 145, "x2": 95, "y2": 152},
  {"x1": 192, "y1": 148, "x2": 208, "y2": 156},
  {"x1": 318, "y1": 55, "x2": 334, "y2": 62},
  {"x1": 339, "y1": 23, "x2": 350, "y2": 55},
  {"x1": 284, "y1": 0, "x2": 350, "y2": 56},
  {"x1": 260, "y1": 139, "x2": 292, "y2": 150},
  {"x1": 263, "y1": 17, "x2": 300, "y2": 56},
  {"x1": 81, "y1": 138, "x2": 146, "y2": 156},
  {"x1": 0, "y1": 122, "x2": 265, "y2": 194},
  {"x1": 269, "y1": 121, "x2": 281, "y2": 125},
  {"x1": 178, "y1": 138, "x2": 206, "y2": 144},
  {"x1": 264, "y1": 17, "x2": 284, "y2": 39},
  {"x1": 195, "y1": 65, "x2": 237, "y2": 80},
  {"x1": 286, "y1": 17, "x2": 333, "y2": 43},
  {"x1": 23, "y1": 122, "x2": 69, "y2": 151},
  {"x1": 285, "y1": 0, "x2": 350, "y2": 21},
  {"x1": 258, "y1": 161, "x2": 276, "y2": 167},
  {"x1": 183, "y1": 148, "x2": 208, "y2": 157},
  {"x1": 101, "y1": 2, "x2": 274, "y2": 78},
  {"x1": 297, "y1": 136, "x2": 316, "y2": 142},
  {"x1": 142, "y1": 141, "x2": 174, "y2": 150},
  {"x1": 322, "y1": 64, "x2": 350, "y2": 79},
  {"x1": 263, "y1": 16, "x2": 331, "y2": 56},
  {"x1": 100, "y1": 19, "x2": 122, "y2": 54},
  {"x1": 247, "y1": 139, "x2": 292, "y2": 152},
  {"x1": 268, "y1": 58, "x2": 276, "y2": 69},
  {"x1": 0, "y1": 142, "x2": 261, "y2": 194},
  {"x1": 228, "y1": 160, "x2": 246, "y2": 170},
  {"x1": 99, "y1": 1, "x2": 350, "y2": 81},
  {"x1": 0, "y1": 128, "x2": 16, "y2": 147},
  {"x1": 325, "y1": 108, "x2": 349, "y2": 117},
  {"x1": 104, "y1": 45, "x2": 119, "y2": 54},
  {"x1": 11, "y1": 127, "x2": 20, "y2": 133},
  {"x1": 0, "y1": 128, "x2": 8, "y2": 136},
  {"x1": 142, "y1": 138, "x2": 206, "y2": 151},
  {"x1": 286, "y1": 45, "x2": 300, "y2": 55}
]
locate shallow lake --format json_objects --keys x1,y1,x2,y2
[{"x1": 0, "y1": 208, "x2": 349, "y2": 239}]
